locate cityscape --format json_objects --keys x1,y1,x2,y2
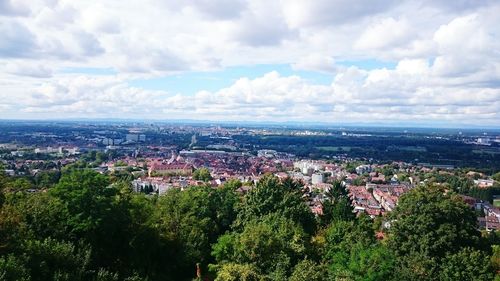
[
  {"x1": 2, "y1": 121, "x2": 499, "y2": 225},
  {"x1": 0, "y1": 120, "x2": 499, "y2": 280},
  {"x1": 1, "y1": 0, "x2": 500, "y2": 280}
]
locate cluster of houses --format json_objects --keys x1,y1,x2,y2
[
  {"x1": 348, "y1": 184, "x2": 411, "y2": 217},
  {"x1": 73, "y1": 151, "x2": 500, "y2": 232},
  {"x1": 3, "y1": 140, "x2": 499, "y2": 232}
]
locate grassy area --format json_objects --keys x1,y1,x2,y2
[
  {"x1": 494, "y1": 199, "x2": 500, "y2": 208},
  {"x1": 388, "y1": 145, "x2": 427, "y2": 152},
  {"x1": 317, "y1": 146, "x2": 352, "y2": 152},
  {"x1": 472, "y1": 149, "x2": 500, "y2": 155}
]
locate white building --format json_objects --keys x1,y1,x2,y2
[
  {"x1": 34, "y1": 146, "x2": 62, "y2": 154},
  {"x1": 474, "y1": 179, "x2": 495, "y2": 188},
  {"x1": 126, "y1": 134, "x2": 140, "y2": 142},
  {"x1": 294, "y1": 160, "x2": 324, "y2": 175},
  {"x1": 311, "y1": 173, "x2": 325, "y2": 184},
  {"x1": 356, "y1": 165, "x2": 372, "y2": 175},
  {"x1": 132, "y1": 178, "x2": 173, "y2": 195},
  {"x1": 258, "y1": 149, "x2": 278, "y2": 158}
]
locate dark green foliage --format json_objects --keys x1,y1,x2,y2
[
  {"x1": 212, "y1": 214, "x2": 310, "y2": 279},
  {"x1": 152, "y1": 184, "x2": 239, "y2": 280},
  {"x1": 49, "y1": 170, "x2": 111, "y2": 235},
  {"x1": 323, "y1": 215, "x2": 396, "y2": 280},
  {"x1": 0, "y1": 169, "x2": 497, "y2": 281},
  {"x1": 0, "y1": 170, "x2": 163, "y2": 280},
  {"x1": 7, "y1": 178, "x2": 33, "y2": 192},
  {"x1": 211, "y1": 175, "x2": 317, "y2": 280},
  {"x1": 0, "y1": 254, "x2": 31, "y2": 281},
  {"x1": 235, "y1": 174, "x2": 316, "y2": 234},
  {"x1": 388, "y1": 185, "x2": 480, "y2": 259},
  {"x1": 492, "y1": 172, "x2": 500, "y2": 182},
  {"x1": 192, "y1": 168, "x2": 212, "y2": 182},
  {"x1": 0, "y1": 203, "x2": 26, "y2": 255},
  {"x1": 289, "y1": 259, "x2": 328, "y2": 281},
  {"x1": 33, "y1": 170, "x2": 60, "y2": 189},
  {"x1": 214, "y1": 263, "x2": 266, "y2": 281},
  {"x1": 49, "y1": 170, "x2": 137, "y2": 274},
  {"x1": 17, "y1": 193, "x2": 70, "y2": 240},
  {"x1": 232, "y1": 133, "x2": 500, "y2": 170},
  {"x1": 319, "y1": 181, "x2": 355, "y2": 226},
  {"x1": 80, "y1": 151, "x2": 114, "y2": 166},
  {"x1": 21, "y1": 238, "x2": 90, "y2": 281},
  {"x1": 439, "y1": 247, "x2": 493, "y2": 281},
  {"x1": 0, "y1": 188, "x2": 4, "y2": 209},
  {"x1": 469, "y1": 186, "x2": 500, "y2": 203},
  {"x1": 388, "y1": 184, "x2": 484, "y2": 280}
]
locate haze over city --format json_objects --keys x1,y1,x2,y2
[{"x1": 0, "y1": 0, "x2": 499, "y2": 127}]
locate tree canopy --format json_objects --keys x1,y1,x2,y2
[
  {"x1": 193, "y1": 167, "x2": 213, "y2": 182},
  {"x1": 0, "y1": 170, "x2": 497, "y2": 280},
  {"x1": 388, "y1": 185, "x2": 489, "y2": 280}
]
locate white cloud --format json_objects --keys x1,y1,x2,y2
[
  {"x1": 354, "y1": 17, "x2": 413, "y2": 50},
  {"x1": 0, "y1": 20, "x2": 38, "y2": 58},
  {"x1": 1, "y1": 64, "x2": 497, "y2": 126},
  {"x1": 3, "y1": 61, "x2": 53, "y2": 78},
  {"x1": 281, "y1": 0, "x2": 397, "y2": 28},
  {"x1": 431, "y1": 13, "x2": 499, "y2": 79},
  {"x1": 292, "y1": 54, "x2": 337, "y2": 73},
  {"x1": 0, "y1": 0, "x2": 31, "y2": 16},
  {"x1": 396, "y1": 59, "x2": 429, "y2": 75},
  {"x1": 0, "y1": 0, "x2": 499, "y2": 126}
]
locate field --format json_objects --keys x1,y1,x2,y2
[
  {"x1": 387, "y1": 145, "x2": 427, "y2": 152},
  {"x1": 317, "y1": 146, "x2": 352, "y2": 152},
  {"x1": 472, "y1": 149, "x2": 500, "y2": 155}
]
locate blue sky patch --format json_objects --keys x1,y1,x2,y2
[{"x1": 127, "y1": 64, "x2": 334, "y2": 95}]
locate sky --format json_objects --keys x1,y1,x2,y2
[{"x1": 0, "y1": 0, "x2": 499, "y2": 127}]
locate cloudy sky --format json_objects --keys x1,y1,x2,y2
[{"x1": 0, "y1": 0, "x2": 499, "y2": 127}]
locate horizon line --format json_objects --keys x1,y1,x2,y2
[{"x1": 0, "y1": 118, "x2": 499, "y2": 131}]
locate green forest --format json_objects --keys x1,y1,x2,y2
[{"x1": 0, "y1": 169, "x2": 499, "y2": 281}]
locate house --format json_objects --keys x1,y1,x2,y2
[
  {"x1": 485, "y1": 216, "x2": 500, "y2": 231},
  {"x1": 459, "y1": 194, "x2": 477, "y2": 208},
  {"x1": 474, "y1": 179, "x2": 495, "y2": 188},
  {"x1": 371, "y1": 174, "x2": 386, "y2": 183},
  {"x1": 356, "y1": 165, "x2": 371, "y2": 175},
  {"x1": 371, "y1": 185, "x2": 410, "y2": 212},
  {"x1": 132, "y1": 177, "x2": 173, "y2": 195},
  {"x1": 148, "y1": 161, "x2": 193, "y2": 176},
  {"x1": 483, "y1": 203, "x2": 500, "y2": 220}
]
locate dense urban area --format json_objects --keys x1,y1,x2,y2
[{"x1": 0, "y1": 121, "x2": 499, "y2": 281}]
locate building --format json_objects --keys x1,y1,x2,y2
[
  {"x1": 356, "y1": 165, "x2": 372, "y2": 175},
  {"x1": 257, "y1": 149, "x2": 277, "y2": 158},
  {"x1": 103, "y1": 138, "x2": 114, "y2": 145},
  {"x1": 474, "y1": 179, "x2": 495, "y2": 188},
  {"x1": 66, "y1": 147, "x2": 79, "y2": 155},
  {"x1": 370, "y1": 174, "x2": 386, "y2": 183},
  {"x1": 311, "y1": 173, "x2": 325, "y2": 184},
  {"x1": 126, "y1": 134, "x2": 140, "y2": 142},
  {"x1": 371, "y1": 184, "x2": 410, "y2": 212},
  {"x1": 476, "y1": 138, "x2": 492, "y2": 146},
  {"x1": 34, "y1": 146, "x2": 62, "y2": 154},
  {"x1": 348, "y1": 185, "x2": 383, "y2": 217},
  {"x1": 294, "y1": 160, "x2": 324, "y2": 174},
  {"x1": 148, "y1": 162, "x2": 193, "y2": 176},
  {"x1": 485, "y1": 216, "x2": 500, "y2": 231},
  {"x1": 132, "y1": 177, "x2": 173, "y2": 195}
]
